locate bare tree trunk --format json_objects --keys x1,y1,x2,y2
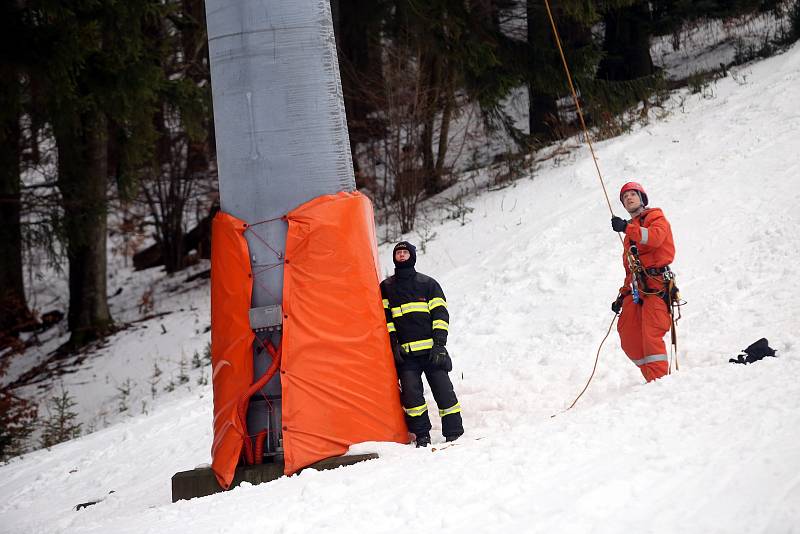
[
  {"x1": 598, "y1": 2, "x2": 654, "y2": 81},
  {"x1": 161, "y1": 191, "x2": 187, "y2": 273},
  {"x1": 181, "y1": 0, "x2": 211, "y2": 151},
  {"x1": 527, "y1": 0, "x2": 560, "y2": 142},
  {"x1": 181, "y1": 0, "x2": 211, "y2": 267},
  {"x1": 336, "y1": 0, "x2": 380, "y2": 146},
  {"x1": 420, "y1": 50, "x2": 443, "y2": 196},
  {"x1": 0, "y1": 65, "x2": 35, "y2": 336},
  {"x1": 55, "y1": 109, "x2": 113, "y2": 349},
  {"x1": 528, "y1": 88, "x2": 559, "y2": 141},
  {"x1": 141, "y1": 0, "x2": 211, "y2": 274},
  {"x1": 434, "y1": 74, "x2": 454, "y2": 183},
  {"x1": 334, "y1": 3, "x2": 380, "y2": 200}
]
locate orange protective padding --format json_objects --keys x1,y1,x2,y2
[
  {"x1": 209, "y1": 212, "x2": 255, "y2": 489},
  {"x1": 281, "y1": 191, "x2": 408, "y2": 475}
]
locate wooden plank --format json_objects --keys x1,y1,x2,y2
[{"x1": 171, "y1": 453, "x2": 379, "y2": 502}]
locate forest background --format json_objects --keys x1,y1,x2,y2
[{"x1": 1, "y1": 0, "x2": 799, "y2": 459}]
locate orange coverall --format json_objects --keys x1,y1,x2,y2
[{"x1": 617, "y1": 207, "x2": 675, "y2": 382}]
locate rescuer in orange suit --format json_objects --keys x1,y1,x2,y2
[{"x1": 610, "y1": 182, "x2": 676, "y2": 382}]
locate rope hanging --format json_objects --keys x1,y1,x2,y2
[
  {"x1": 542, "y1": 0, "x2": 616, "y2": 220},
  {"x1": 551, "y1": 312, "x2": 617, "y2": 418},
  {"x1": 542, "y1": 0, "x2": 634, "y2": 411}
]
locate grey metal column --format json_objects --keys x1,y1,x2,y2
[{"x1": 205, "y1": 0, "x2": 355, "y2": 456}]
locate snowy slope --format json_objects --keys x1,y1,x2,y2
[{"x1": 2, "y1": 42, "x2": 800, "y2": 534}]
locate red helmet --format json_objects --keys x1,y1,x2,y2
[{"x1": 619, "y1": 181, "x2": 648, "y2": 206}]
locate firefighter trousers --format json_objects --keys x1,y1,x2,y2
[
  {"x1": 617, "y1": 291, "x2": 671, "y2": 382},
  {"x1": 397, "y1": 352, "x2": 463, "y2": 439}
]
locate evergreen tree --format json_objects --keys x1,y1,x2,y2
[
  {"x1": 790, "y1": 0, "x2": 800, "y2": 43},
  {"x1": 334, "y1": 0, "x2": 387, "y2": 152},
  {"x1": 28, "y1": 1, "x2": 165, "y2": 349},
  {"x1": 0, "y1": 389, "x2": 38, "y2": 460},
  {"x1": 525, "y1": 0, "x2": 599, "y2": 143},
  {"x1": 39, "y1": 386, "x2": 81, "y2": 448},
  {"x1": 140, "y1": 0, "x2": 213, "y2": 274},
  {"x1": 0, "y1": 350, "x2": 38, "y2": 460},
  {"x1": 387, "y1": 0, "x2": 523, "y2": 194},
  {"x1": 597, "y1": 1, "x2": 655, "y2": 82},
  {"x1": 0, "y1": 2, "x2": 36, "y2": 339}
]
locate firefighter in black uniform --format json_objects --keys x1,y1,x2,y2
[{"x1": 380, "y1": 241, "x2": 464, "y2": 447}]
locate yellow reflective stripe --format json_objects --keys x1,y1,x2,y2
[
  {"x1": 387, "y1": 322, "x2": 396, "y2": 333},
  {"x1": 401, "y1": 338, "x2": 434, "y2": 352},
  {"x1": 392, "y1": 302, "x2": 431, "y2": 318},
  {"x1": 439, "y1": 403, "x2": 461, "y2": 417},
  {"x1": 432, "y1": 319, "x2": 449, "y2": 331},
  {"x1": 402, "y1": 302, "x2": 429, "y2": 313},
  {"x1": 428, "y1": 297, "x2": 447, "y2": 311},
  {"x1": 404, "y1": 403, "x2": 428, "y2": 417},
  {"x1": 382, "y1": 299, "x2": 390, "y2": 309}
]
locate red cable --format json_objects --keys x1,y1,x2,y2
[
  {"x1": 235, "y1": 216, "x2": 285, "y2": 464},
  {"x1": 247, "y1": 215, "x2": 284, "y2": 227},
  {"x1": 252, "y1": 262, "x2": 283, "y2": 277},
  {"x1": 237, "y1": 338, "x2": 281, "y2": 464},
  {"x1": 251, "y1": 275, "x2": 282, "y2": 304},
  {"x1": 250, "y1": 262, "x2": 284, "y2": 303},
  {"x1": 254, "y1": 431, "x2": 267, "y2": 464},
  {"x1": 244, "y1": 226, "x2": 284, "y2": 260}
]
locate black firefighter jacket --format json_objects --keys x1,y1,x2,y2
[{"x1": 380, "y1": 267, "x2": 449, "y2": 353}]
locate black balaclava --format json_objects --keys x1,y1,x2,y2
[{"x1": 393, "y1": 241, "x2": 417, "y2": 271}]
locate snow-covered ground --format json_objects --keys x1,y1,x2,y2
[{"x1": 2, "y1": 39, "x2": 800, "y2": 534}]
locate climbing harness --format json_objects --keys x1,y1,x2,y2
[
  {"x1": 626, "y1": 241, "x2": 687, "y2": 373},
  {"x1": 627, "y1": 244, "x2": 644, "y2": 304},
  {"x1": 662, "y1": 269, "x2": 685, "y2": 372}
]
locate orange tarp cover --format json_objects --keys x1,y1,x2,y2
[
  {"x1": 282, "y1": 191, "x2": 408, "y2": 475},
  {"x1": 210, "y1": 212, "x2": 254, "y2": 488},
  {"x1": 210, "y1": 191, "x2": 407, "y2": 487}
]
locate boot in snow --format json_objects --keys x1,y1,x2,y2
[{"x1": 416, "y1": 435, "x2": 431, "y2": 448}]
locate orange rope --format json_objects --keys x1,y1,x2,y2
[
  {"x1": 552, "y1": 312, "x2": 617, "y2": 417},
  {"x1": 542, "y1": 1, "x2": 634, "y2": 411},
  {"x1": 542, "y1": 0, "x2": 616, "y2": 219}
]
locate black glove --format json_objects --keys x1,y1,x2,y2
[
  {"x1": 611, "y1": 294, "x2": 624, "y2": 314},
  {"x1": 441, "y1": 355, "x2": 453, "y2": 372},
  {"x1": 392, "y1": 344, "x2": 406, "y2": 367},
  {"x1": 611, "y1": 216, "x2": 628, "y2": 233},
  {"x1": 429, "y1": 345, "x2": 452, "y2": 372}
]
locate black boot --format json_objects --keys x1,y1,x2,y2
[
  {"x1": 444, "y1": 434, "x2": 461, "y2": 443},
  {"x1": 415, "y1": 435, "x2": 431, "y2": 448}
]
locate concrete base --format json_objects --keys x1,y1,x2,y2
[{"x1": 171, "y1": 453, "x2": 379, "y2": 502}]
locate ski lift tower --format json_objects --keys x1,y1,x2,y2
[{"x1": 172, "y1": 0, "x2": 406, "y2": 501}]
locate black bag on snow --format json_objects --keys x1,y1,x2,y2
[{"x1": 729, "y1": 338, "x2": 777, "y2": 365}]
